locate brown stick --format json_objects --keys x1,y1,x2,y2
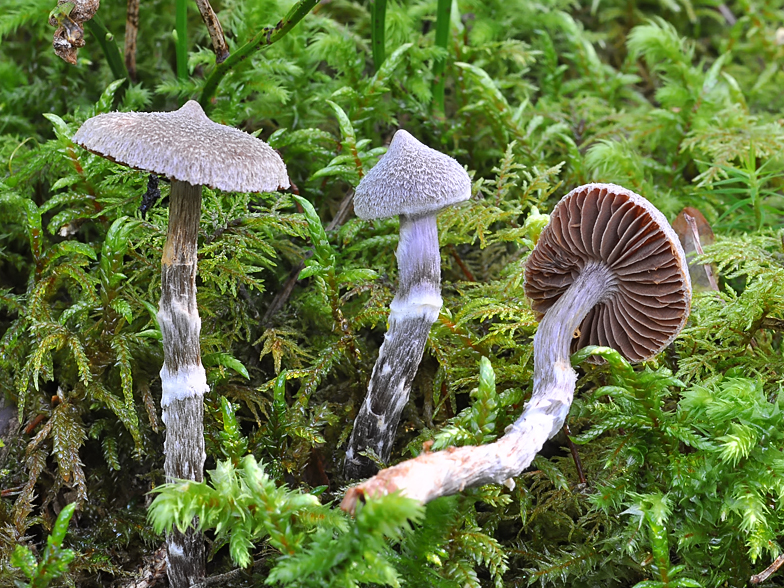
[
  {"x1": 194, "y1": 0, "x2": 230, "y2": 63},
  {"x1": 751, "y1": 553, "x2": 784, "y2": 585},
  {"x1": 762, "y1": 317, "x2": 784, "y2": 331},
  {"x1": 563, "y1": 421, "x2": 586, "y2": 485},
  {"x1": 449, "y1": 244, "x2": 476, "y2": 282},
  {"x1": 124, "y1": 0, "x2": 139, "y2": 81},
  {"x1": 24, "y1": 414, "x2": 47, "y2": 435},
  {"x1": 326, "y1": 189, "x2": 356, "y2": 232}
]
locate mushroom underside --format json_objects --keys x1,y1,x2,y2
[{"x1": 525, "y1": 183, "x2": 690, "y2": 362}]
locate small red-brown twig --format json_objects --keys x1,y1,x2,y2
[{"x1": 751, "y1": 553, "x2": 784, "y2": 585}]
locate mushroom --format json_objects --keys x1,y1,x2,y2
[
  {"x1": 344, "y1": 129, "x2": 471, "y2": 479},
  {"x1": 341, "y1": 183, "x2": 691, "y2": 511},
  {"x1": 72, "y1": 100, "x2": 288, "y2": 588},
  {"x1": 525, "y1": 182, "x2": 691, "y2": 363}
]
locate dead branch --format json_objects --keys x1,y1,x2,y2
[
  {"x1": 194, "y1": 0, "x2": 230, "y2": 63},
  {"x1": 124, "y1": 0, "x2": 139, "y2": 81}
]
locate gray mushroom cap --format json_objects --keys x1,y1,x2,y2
[
  {"x1": 353, "y1": 129, "x2": 471, "y2": 220},
  {"x1": 72, "y1": 100, "x2": 290, "y2": 193}
]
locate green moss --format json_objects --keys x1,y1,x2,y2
[{"x1": 2, "y1": 0, "x2": 784, "y2": 584}]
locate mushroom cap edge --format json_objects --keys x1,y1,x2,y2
[{"x1": 72, "y1": 100, "x2": 290, "y2": 193}]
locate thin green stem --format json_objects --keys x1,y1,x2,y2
[
  {"x1": 176, "y1": 0, "x2": 189, "y2": 82},
  {"x1": 370, "y1": 0, "x2": 387, "y2": 71},
  {"x1": 85, "y1": 17, "x2": 129, "y2": 82},
  {"x1": 198, "y1": 0, "x2": 320, "y2": 110},
  {"x1": 432, "y1": 0, "x2": 452, "y2": 115}
]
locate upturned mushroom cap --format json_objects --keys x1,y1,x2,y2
[
  {"x1": 72, "y1": 100, "x2": 290, "y2": 193},
  {"x1": 353, "y1": 129, "x2": 471, "y2": 220},
  {"x1": 524, "y1": 183, "x2": 691, "y2": 362}
]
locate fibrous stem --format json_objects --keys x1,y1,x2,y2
[
  {"x1": 344, "y1": 213, "x2": 443, "y2": 479},
  {"x1": 159, "y1": 180, "x2": 208, "y2": 587}
]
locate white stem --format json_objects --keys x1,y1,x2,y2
[
  {"x1": 344, "y1": 214, "x2": 442, "y2": 479},
  {"x1": 341, "y1": 262, "x2": 615, "y2": 511}
]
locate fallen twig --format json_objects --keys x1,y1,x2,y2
[
  {"x1": 124, "y1": 0, "x2": 139, "y2": 81},
  {"x1": 194, "y1": 0, "x2": 230, "y2": 63},
  {"x1": 448, "y1": 244, "x2": 475, "y2": 282},
  {"x1": 564, "y1": 421, "x2": 586, "y2": 485},
  {"x1": 751, "y1": 553, "x2": 784, "y2": 585}
]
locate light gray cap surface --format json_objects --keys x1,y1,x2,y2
[
  {"x1": 72, "y1": 100, "x2": 290, "y2": 193},
  {"x1": 353, "y1": 129, "x2": 471, "y2": 219}
]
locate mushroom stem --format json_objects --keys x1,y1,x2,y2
[
  {"x1": 344, "y1": 213, "x2": 443, "y2": 479},
  {"x1": 341, "y1": 261, "x2": 615, "y2": 511},
  {"x1": 159, "y1": 179, "x2": 207, "y2": 587}
]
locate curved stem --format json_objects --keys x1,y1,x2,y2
[
  {"x1": 159, "y1": 180, "x2": 208, "y2": 587},
  {"x1": 342, "y1": 262, "x2": 615, "y2": 510},
  {"x1": 344, "y1": 214, "x2": 442, "y2": 479}
]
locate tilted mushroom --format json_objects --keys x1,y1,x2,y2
[
  {"x1": 344, "y1": 129, "x2": 471, "y2": 479},
  {"x1": 73, "y1": 100, "x2": 288, "y2": 588},
  {"x1": 341, "y1": 183, "x2": 691, "y2": 511},
  {"x1": 525, "y1": 183, "x2": 691, "y2": 362}
]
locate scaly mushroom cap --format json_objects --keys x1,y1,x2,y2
[
  {"x1": 72, "y1": 100, "x2": 290, "y2": 193},
  {"x1": 353, "y1": 129, "x2": 471, "y2": 220},
  {"x1": 524, "y1": 183, "x2": 691, "y2": 362}
]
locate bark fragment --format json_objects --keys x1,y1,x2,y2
[
  {"x1": 194, "y1": 0, "x2": 230, "y2": 63},
  {"x1": 124, "y1": 0, "x2": 139, "y2": 81},
  {"x1": 49, "y1": 0, "x2": 100, "y2": 64}
]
